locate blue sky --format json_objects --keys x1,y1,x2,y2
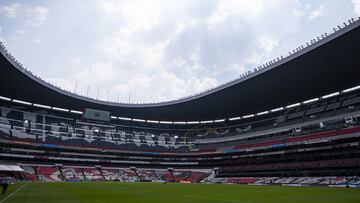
[{"x1": 0, "y1": 0, "x2": 359, "y2": 103}]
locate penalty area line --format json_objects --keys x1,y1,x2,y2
[{"x1": 0, "y1": 182, "x2": 29, "y2": 203}]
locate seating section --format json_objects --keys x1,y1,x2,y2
[
  {"x1": 227, "y1": 177, "x2": 257, "y2": 184},
  {"x1": 162, "y1": 170, "x2": 209, "y2": 183},
  {"x1": 0, "y1": 88, "x2": 359, "y2": 154},
  {"x1": 0, "y1": 89, "x2": 360, "y2": 185},
  {"x1": 137, "y1": 169, "x2": 160, "y2": 181},
  {"x1": 27, "y1": 165, "x2": 209, "y2": 183},
  {"x1": 83, "y1": 168, "x2": 104, "y2": 181},
  {"x1": 101, "y1": 168, "x2": 138, "y2": 182},
  {"x1": 101, "y1": 168, "x2": 118, "y2": 181},
  {"x1": 62, "y1": 167, "x2": 84, "y2": 181},
  {"x1": 0, "y1": 106, "x2": 188, "y2": 152},
  {"x1": 212, "y1": 176, "x2": 360, "y2": 186},
  {"x1": 1, "y1": 107, "x2": 359, "y2": 155},
  {"x1": 219, "y1": 158, "x2": 360, "y2": 174},
  {"x1": 37, "y1": 166, "x2": 62, "y2": 181},
  {"x1": 187, "y1": 172, "x2": 209, "y2": 183},
  {"x1": 21, "y1": 165, "x2": 38, "y2": 181}
]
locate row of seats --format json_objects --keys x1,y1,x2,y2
[
  {"x1": 0, "y1": 88, "x2": 359, "y2": 146},
  {"x1": 0, "y1": 107, "x2": 189, "y2": 152},
  {"x1": 21, "y1": 165, "x2": 211, "y2": 183},
  {"x1": 2, "y1": 119, "x2": 360, "y2": 164},
  {"x1": 195, "y1": 114, "x2": 360, "y2": 150},
  {"x1": 0, "y1": 106, "x2": 185, "y2": 141},
  {"x1": 0, "y1": 90, "x2": 358, "y2": 157},
  {"x1": 212, "y1": 176, "x2": 360, "y2": 185},
  {"x1": 1, "y1": 110, "x2": 359, "y2": 154},
  {"x1": 217, "y1": 158, "x2": 360, "y2": 175},
  {"x1": 196, "y1": 90, "x2": 360, "y2": 140}
]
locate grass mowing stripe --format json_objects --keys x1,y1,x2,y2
[
  {"x1": 0, "y1": 182, "x2": 29, "y2": 203},
  {"x1": 3, "y1": 182, "x2": 360, "y2": 203}
]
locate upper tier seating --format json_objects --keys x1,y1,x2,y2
[{"x1": 0, "y1": 89, "x2": 359, "y2": 155}]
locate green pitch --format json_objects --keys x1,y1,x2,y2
[{"x1": 1, "y1": 182, "x2": 360, "y2": 203}]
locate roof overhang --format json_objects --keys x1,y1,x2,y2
[{"x1": 1, "y1": 20, "x2": 360, "y2": 121}]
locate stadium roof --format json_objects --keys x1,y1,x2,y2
[{"x1": 0, "y1": 19, "x2": 360, "y2": 121}]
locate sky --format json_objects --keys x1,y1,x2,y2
[{"x1": 0, "y1": 0, "x2": 359, "y2": 104}]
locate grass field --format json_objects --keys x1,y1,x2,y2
[{"x1": 0, "y1": 182, "x2": 359, "y2": 203}]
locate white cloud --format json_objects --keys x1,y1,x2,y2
[
  {"x1": 26, "y1": 6, "x2": 50, "y2": 27},
  {"x1": 0, "y1": 4, "x2": 49, "y2": 27},
  {"x1": 70, "y1": 57, "x2": 83, "y2": 65},
  {"x1": 74, "y1": 63, "x2": 118, "y2": 82},
  {"x1": 112, "y1": 72, "x2": 218, "y2": 103},
  {"x1": 352, "y1": 0, "x2": 360, "y2": 15},
  {"x1": 257, "y1": 35, "x2": 280, "y2": 53},
  {"x1": 309, "y1": 6, "x2": 324, "y2": 19},
  {"x1": 228, "y1": 64, "x2": 246, "y2": 75},
  {"x1": 242, "y1": 35, "x2": 279, "y2": 69},
  {"x1": 48, "y1": 65, "x2": 218, "y2": 103},
  {"x1": 46, "y1": 62, "x2": 120, "y2": 99},
  {"x1": 14, "y1": 29, "x2": 26, "y2": 35},
  {"x1": 73, "y1": 0, "x2": 305, "y2": 102},
  {"x1": 100, "y1": 27, "x2": 167, "y2": 74},
  {"x1": 2, "y1": 0, "x2": 354, "y2": 103},
  {"x1": 33, "y1": 38, "x2": 42, "y2": 43},
  {"x1": 0, "y1": 4, "x2": 20, "y2": 18},
  {"x1": 98, "y1": 0, "x2": 167, "y2": 30},
  {"x1": 207, "y1": 0, "x2": 264, "y2": 28},
  {"x1": 47, "y1": 77, "x2": 76, "y2": 93},
  {"x1": 0, "y1": 26, "x2": 3, "y2": 42}
]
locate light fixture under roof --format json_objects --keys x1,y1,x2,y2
[{"x1": 343, "y1": 85, "x2": 360, "y2": 93}]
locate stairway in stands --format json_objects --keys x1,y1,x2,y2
[
  {"x1": 58, "y1": 166, "x2": 65, "y2": 181},
  {"x1": 81, "y1": 168, "x2": 87, "y2": 180},
  {"x1": 133, "y1": 169, "x2": 142, "y2": 181},
  {"x1": 203, "y1": 171, "x2": 215, "y2": 183},
  {"x1": 99, "y1": 168, "x2": 106, "y2": 180},
  {"x1": 34, "y1": 166, "x2": 39, "y2": 181}
]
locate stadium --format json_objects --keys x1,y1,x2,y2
[{"x1": 0, "y1": 1, "x2": 360, "y2": 203}]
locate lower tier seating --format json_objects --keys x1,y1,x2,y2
[
  {"x1": 212, "y1": 176, "x2": 360, "y2": 186},
  {"x1": 22, "y1": 165, "x2": 210, "y2": 183}
]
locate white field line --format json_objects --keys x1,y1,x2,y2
[{"x1": 0, "y1": 182, "x2": 29, "y2": 203}]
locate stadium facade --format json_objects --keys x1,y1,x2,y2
[{"x1": 0, "y1": 18, "x2": 360, "y2": 186}]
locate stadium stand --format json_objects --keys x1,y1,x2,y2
[{"x1": 0, "y1": 18, "x2": 359, "y2": 187}]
